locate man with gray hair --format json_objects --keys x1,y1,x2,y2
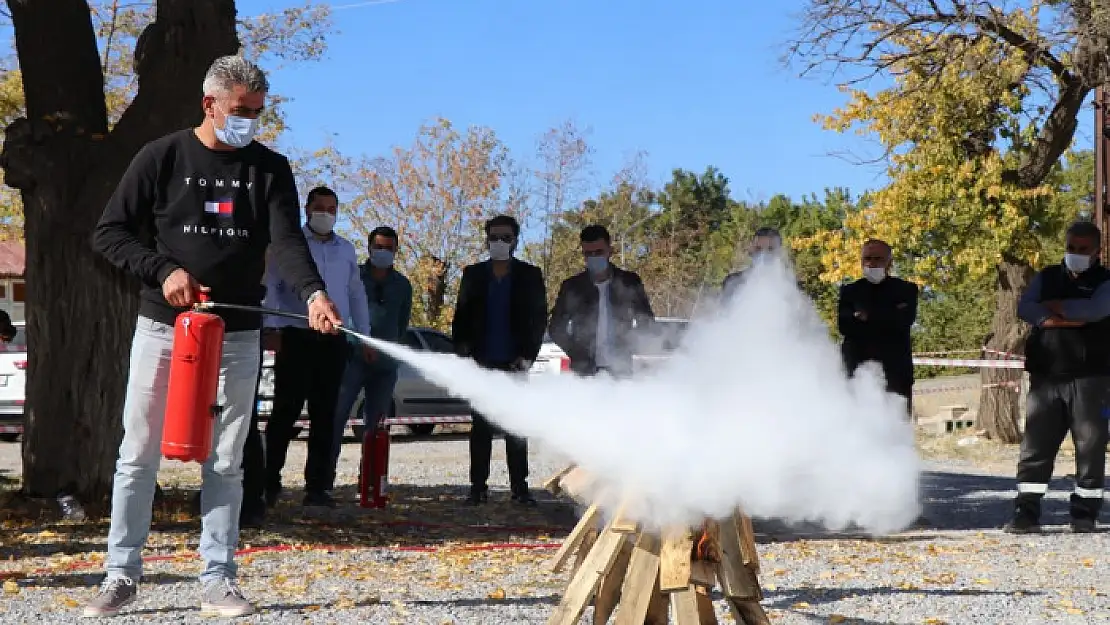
[{"x1": 87, "y1": 55, "x2": 345, "y2": 617}]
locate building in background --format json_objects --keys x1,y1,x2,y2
[{"x1": 0, "y1": 241, "x2": 25, "y2": 322}]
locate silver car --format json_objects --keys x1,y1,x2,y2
[{"x1": 257, "y1": 326, "x2": 471, "y2": 437}]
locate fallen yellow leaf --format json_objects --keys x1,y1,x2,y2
[
  {"x1": 829, "y1": 616, "x2": 847, "y2": 624},
  {"x1": 1065, "y1": 608, "x2": 1084, "y2": 615},
  {"x1": 488, "y1": 588, "x2": 506, "y2": 600},
  {"x1": 3, "y1": 580, "x2": 18, "y2": 595},
  {"x1": 791, "y1": 601, "x2": 811, "y2": 609}
]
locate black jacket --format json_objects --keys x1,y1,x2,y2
[
  {"x1": 451, "y1": 258, "x2": 548, "y2": 366},
  {"x1": 1022, "y1": 263, "x2": 1110, "y2": 380},
  {"x1": 838, "y1": 276, "x2": 919, "y2": 389},
  {"x1": 549, "y1": 266, "x2": 655, "y2": 374}
]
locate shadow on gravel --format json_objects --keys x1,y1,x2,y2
[
  {"x1": 404, "y1": 594, "x2": 560, "y2": 607},
  {"x1": 28, "y1": 570, "x2": 194, "y2": 589},
  {"x1": 750, "y1": 469, "x2": 1096, "y2": 542}
]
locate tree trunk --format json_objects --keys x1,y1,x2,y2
[
  {"x1": 977, "y1": 258, "x2": 1033, "y2": 443},
  {"x1": 1, "y1": 0, "x2": 238, "y2": 506}
]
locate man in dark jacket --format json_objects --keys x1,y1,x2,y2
[
  {"x1": 721, "y1": 226, "x2": 785, "y2": 301},
  {"x1": 549, "y1": 225, "x2": 655, "y2": 377},
  {"x1": 1006, "y1": 220, "x2": 1110, "y2": 534},
  {"x1": 452, "y1": 215, "x2": 548, "y2": 506},
  {"x1": 837, "y1": 239, "x2": 919, "y2": 415}
]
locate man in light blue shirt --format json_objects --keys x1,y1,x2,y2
[
  {"x1": 328, "y1": 226, "x2": 413, "y2": 492},
  {"x1": 261, "y1": 186, "x2": 371, "y2": 510}
]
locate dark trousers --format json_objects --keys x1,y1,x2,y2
[
  {"x1": 470, "y1": 361, "x2": 529, "y2": 494},
  {"x1": 1015, "y1": 375, "x2": 1110, "y2": 521},
  {"x1": 265, "y1": 327, "x2": 349, "y2": 494}
]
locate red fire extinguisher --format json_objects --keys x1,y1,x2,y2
[
  {"x1": 161, "y1": 292, "x2": 225, "y2": 463},
  {"x1": 360, "y1": 417, "x2": 391, "y2": 508}
]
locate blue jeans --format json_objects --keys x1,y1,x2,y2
[
  {"x1": 329, "y1": 354, "x2": 398, "y2": 487},
  {"x1": 105, "y1": 316, "x2": 261, "y2": 584}
]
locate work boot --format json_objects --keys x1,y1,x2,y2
[
  {"x1": 1003, "y1": 510, "x2": 1041, "y2": 534},
  {"x1": 302, "y1": 491, "x2": 336, "y2": 509},
  {"x1": 82, "y1": 577, "x2": 137, "y2": 617},
  {"x1": 511, "y1": 488, "x2": 537, "y2": 506},
  {"x1": 466, "y1": 486, "x2": 488, "y2": 506},
  {"x1": 200, "y1": 578, "x2": 255, "y2": 618},
  {"x1": 1071, "y1": 517, "x2": 1097, "y2": 533}
]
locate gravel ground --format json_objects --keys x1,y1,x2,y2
[{"x1": 0, "y1": 426, "x2": 1108, "y2": 624}]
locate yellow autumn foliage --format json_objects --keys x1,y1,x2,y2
[{"x1": 797, "y1": 8, "x2": 1064, "y2": 285}]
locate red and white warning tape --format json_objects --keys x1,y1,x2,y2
[{"x1": 912, "y1": 357, "x2": 1025, "y2": 369}]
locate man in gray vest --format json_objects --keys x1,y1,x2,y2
[{"x1": 1007, "y1": 220, "x2": 1110, "y2": 534}]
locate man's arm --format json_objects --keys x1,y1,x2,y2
[
  {"x1": 866, "y1": 280, "x2": 918, "y2": 334},
  {"x1": 398, "y1": 279, "x2": 413, "y2": 338},
  {"x1": 836, "y1": 284, "x2": 866, "y2": 339},
  {"x1": 1057, "y1": 280, "x2": 1110, "y2": 322},
  {"x1": 347, "y1": 249, "x2": 371, "y2": 336},
  {"x1": 91, "y1": 142, "x2": 181, "y2": 287},
  {"x1": 451, "y1": 266, "x2": 473, "y2": 356},
  {"x1": 523, "y1": 266, "x2": 549, "y2": 362},
  {"x1": 267, "y1": 157, "x2": 326, "y2": 302},
  {"x1": 548, "y1": 279, "x2": 572, "y2": 354},
  {"x1": 630, "y1": 273, "x2": 656, "y2": 327},
  {"x1": 1017, "y1": 272, "x2": 1053, "y2": 326}
]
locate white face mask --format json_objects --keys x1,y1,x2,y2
[
  {"x1": 214, "y1": 106, "x2": 260, "y2": 149},
  {"x1": 308, "y1": 211, "x2": 336, "y2": 234},
  {"x1": 369, "y1": 248, "x2": 394, "y2": 269},
  {"x1": 863, "y1": 266, "x2": 887, "y2": 284},
  {"x1": 1065, "y1": 253, "x2": 1092, "y2": 273},
  {"x1": 489, "y1": 240, "x2": 513, "y2": 261}
]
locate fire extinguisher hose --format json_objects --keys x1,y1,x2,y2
[{"x1": 195, "y1": 301, "x2": 376, "y2": 345}]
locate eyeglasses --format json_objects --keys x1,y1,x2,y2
[{"x1": 487, "y1": 234, "x2": 513, "y2": 243}]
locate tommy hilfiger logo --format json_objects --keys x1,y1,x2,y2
[
  {"x1": 184, "y1": 176, "x2": 253, "y2": 190},
  {"x1": 182, "y1": 225, "x2": 251, "y2": 238},
  {"x1": 204, "y1": 199, "x2": 234, "y2": 215}
]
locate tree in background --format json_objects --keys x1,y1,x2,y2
[
  {"x1": 789, "y1": 0, "x2": 1105, "y2": 442},
  {"x1": 0, "y1": 0, "x2": 331, "y2": 502},
  {"x1": 336, "y1": 118, "x2": 509, "y2": 329},
  {"x1": 531, "y1": 120, "x2": 593, "y2": 279}
]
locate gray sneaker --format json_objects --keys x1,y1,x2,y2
[
  {"x1": 82, "y1": 576, "x2": 137, "y2": 617},
  {"x1": 200, "y1": 578, "x2": 256, "y2": 618}
]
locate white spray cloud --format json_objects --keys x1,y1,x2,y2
[{"x1": 356, "y1": 256, "x2": 922, "y2": 535}]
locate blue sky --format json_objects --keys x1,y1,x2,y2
[{"x1": 237, "y1": 0, "x2": 909, "y2": 205}]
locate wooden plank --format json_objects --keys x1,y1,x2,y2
[
  {"x1": 550, "y1": 503, "x2": 602, "y2": 573},
  {"x1": 725, "y1": 597, "x2": 772, "y2": 625},
  {"x1": 542, "y1": 464, "x2": 577, "y2": 495},
  {"x1": 592, "y1": 538, "x2": 633, "y2": 625},
  {"x1": 610, "y1": 501, "x2": 640, "y2": 533},
  {"x1": 716, "y1": 516, "x2": 761, "y2": 600},
  {"x1": 613, "y1": 533, "x2": 662, "y2": 625},
  {"x1": 689, "y1": 560, "x2": 716, "y2": 588},
  {"x1": 736, "y1": 511, "x2": 760, "y2": 572},
  {"x1": 558, "y1": 466, "x2": 595, "y2": 501},
  {"x1": 695, "y1": 585, "x2": 719, "y2": 625},
  {"x1": 659, "y1": 526, "x2": 694, "y2": 591},
  {"x1": 670, "y1": 586, "x2": 702, "y2": 625},
  {"x1": 573, "y1": 527, "x2": 600, "y2": 576},
  {"x1": 546, "y1": 528, "x2": 628, "y2": 625}
]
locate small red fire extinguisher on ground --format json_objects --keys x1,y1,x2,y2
[
  {"x1": 360, "y1": 417, "x2": 391, "y2": 508},
  {"x1": 161, "y1": 291, "x2": 225, "y2": 463}
]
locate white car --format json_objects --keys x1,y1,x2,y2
[{"x1": 0, "y1": 321, "x2": 26, "y2": 442}]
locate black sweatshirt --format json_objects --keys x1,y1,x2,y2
[{"x1": 93, "y1": 129, "x2": 326, "y2": 331}]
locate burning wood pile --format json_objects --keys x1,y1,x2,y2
[{"x1": 542, "y1": 465, "x2": 771, "y2": 625}]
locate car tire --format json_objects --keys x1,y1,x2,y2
[
  {"x1": 407, "y1": 424, "x2": 434, "y2": 436},
  {"x1": 0, "y1": 433, "x2": 18, "y2": 443}
]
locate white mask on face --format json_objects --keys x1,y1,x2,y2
[
  {"x1": 863, "y1": 266, "x2": 887, "y2": 284},
  {"x1": 308, "y1": 211, "x2": 336, "y2": 234},
  {"x1": 214, "y1": 105, "x2": 260, "y2": 149},
  {"x1": 1065, "y1": 253, "x2": 1092, "y2": 273},
  {"x1": 489, "y1": 240, "x2": 513, "y2": 261}
]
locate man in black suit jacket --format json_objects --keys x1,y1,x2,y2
[
  {"x1": 837, "y1": 238, "x2": 919, "y2": 417},
  {"x1": 549, "y1": 225, "x2": 656, "y2": 377},
  {"x1": 452, "y1": 214, "x2": 548, "y2": 506}
]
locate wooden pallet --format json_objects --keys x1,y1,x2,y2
[{"x1": 544, "y1": 465, "x2": 770, "y2": 625}]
